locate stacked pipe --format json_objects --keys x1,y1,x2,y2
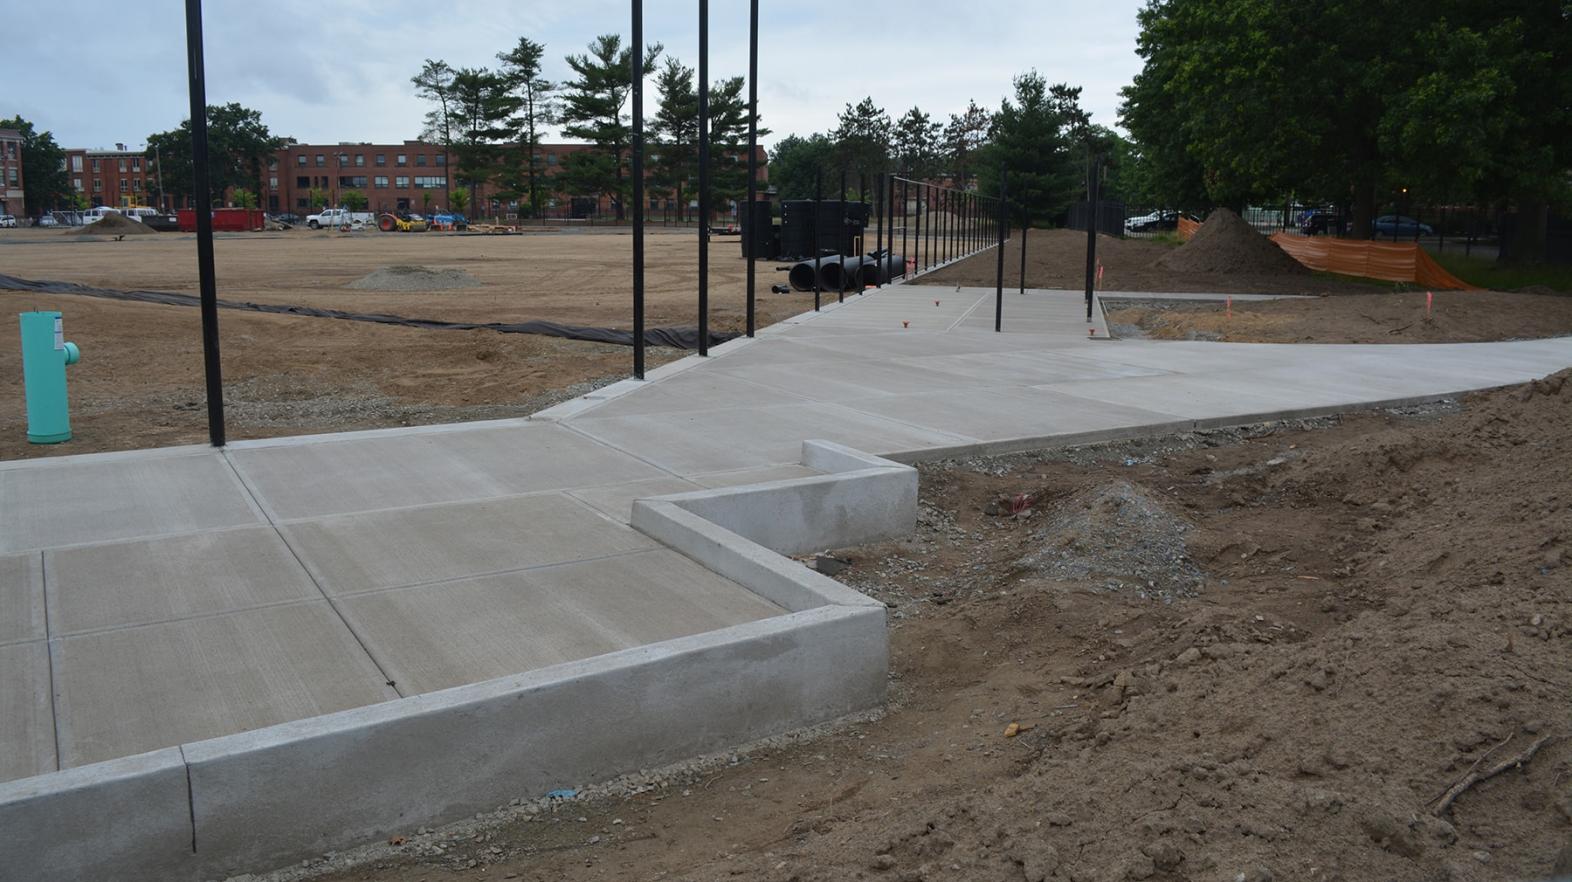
[{"x1": 785, "y1": 251, "x2": 906, "y2": 292}]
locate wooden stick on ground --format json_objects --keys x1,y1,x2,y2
[{"x1": 1430, "y1": 734, "x2": 1557, "y2": 816}]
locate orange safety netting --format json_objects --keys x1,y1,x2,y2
[
  {"x1": 1177, "y1": 216, "x2": 1200, "y2": 241},
  {"x1": 1268, "y1": 233, "x2": 1479, "y2": 290}
]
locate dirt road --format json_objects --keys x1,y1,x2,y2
[{"x1": 298, "y1": 371, "x2": 1571, "y2": 882}]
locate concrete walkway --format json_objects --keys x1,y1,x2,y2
[{"x1": 4, "y1": 282, "x2": 1570, "y2": 784}]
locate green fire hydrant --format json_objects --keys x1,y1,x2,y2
[{"x1": 19, "y1": 311, "x2": 81, "y2": 444}]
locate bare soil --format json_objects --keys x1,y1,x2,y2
[
  {"x1": 1154, "y1": 208, "x2": 1306, "y2": 276},
  {"x1": 0, "y1": 228, "x2": 799, "y2": 460},
  {"x1": 923, "y1": 228, "x2": 1385, "y2": 296},
  {"x1": 1107, "y1": 291, "x2": 1572, "y2": 344},
  {"x1": 302, "y1": 371, "x2": 1572, "y2": 882}
]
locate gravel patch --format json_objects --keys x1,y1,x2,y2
[{"x1": 348, "y1": 265, "x2": 482, "y2": 291}]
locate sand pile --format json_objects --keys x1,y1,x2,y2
[
  {"x1": 69, "y1": 213, "x2": 157, "y2": 236},
  {"x1": 1156, "y1": 207, "x2": 1306, "y2": 275},
  {"x1": 347, "y1": 265, "x2": 481, "y2": 291}
]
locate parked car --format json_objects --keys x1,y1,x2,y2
[
  {"x1": 36, "y1": 214, "x2": 58, "y2": 227},
  {"x1": 0, "y1": 214, "x2": 15, "y2": 228},
  {"x1": 1373, "y1": 214, "x2": 1433, "y2": 237},
  {"x1": 1299, "y1": 210, "x2": 1346, "y2": 236},
  {"x1": 1124, "y1": 209, "x2": 1179, "y2": 233},
  {"x1": 305, "y1": 208, "x2": 375, "y2": 229}
]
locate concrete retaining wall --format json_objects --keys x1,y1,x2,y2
[{"x1": 0, "y1": 440, "x2": 908, "y2": 882}]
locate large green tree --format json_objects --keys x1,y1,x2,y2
[
  {"x1": 448, "y1": 67, "x2": 521, "y2": 211},
  {"x1": 412, "y1": 59, "x2": 457, "y2": 206},
  {"x1": 558, "y1": 34, "x2": 661, "y2": 220},
  {"x1": 830, "y1": 97, "x2": 891, "y2": 184},
  {"x1": 145, "y1": 103, "x2": 283, "y2": 208},
  {"x1": 0, "y1": 116, "x2": 69, "y2": 215},
  {"x1": 943, "y1": 101, "x2": 991, "y2": 189},
  {"x1": 1120, "y1": 0, "x2": 1571, "y2": 254},
  {"x1": 767, "y1": 133, "x2": 835, "y2": 200},
  {"x1": 976, "y1": 73, "x2": 1087, "y2": 227},
  {"x1": 651, "y1": 57, "x2": 699, "y2": 220},
  {"x1": 704, "y1": 75, "x2": 767, "y2": 212},
  {"x1": 496, "y1": 37, "x2": 556, "y2": 217},
  {"x1": 892, "y1": 107, "x2": 943, "y2": 180}
]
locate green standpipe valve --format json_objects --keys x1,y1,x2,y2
[{"x1": 19, "y1": 311, "x2": 81, "y2": 444}]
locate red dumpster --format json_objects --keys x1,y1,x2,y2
[{"x1": 176, "y1": 208, "x2": 265, "y2": 232}]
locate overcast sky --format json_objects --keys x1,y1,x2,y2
[{"x1": 10, "y1": 0, "x2": 1145, "y2": 152}]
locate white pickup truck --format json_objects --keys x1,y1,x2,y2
[{"x1": 305, "y1": 208, "x2": 375, "y2": 229}]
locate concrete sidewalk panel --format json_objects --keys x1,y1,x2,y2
[
  {"x1": 336, "y1": 549, "x2": 784, "y2": 695},
  {"x1": 182, "y1": 605, "x2": 885, "y2": 879},
  {"x1": 229, "y1": 423, "x2": 666, "y2": 520},
  {"x1": 0, "y1": 747, "x2": 195, "y2": 882},
  {"x1": 0, "y1": 641, "x2": 55, "y2": 783},
  {"x1": 565, "y1": 476, "x2": 705, "y2": 521},
  {"x1": 52, "y1": 601, "x2": 395, "y2": 768},
  {"x1": 0, "y1": 452, "x2": 262, "y2": 553},
  {"x1": 572, "y1": 402, "x2": 972, "y2": 474},
  {"x1": 281, "y1": 493, "x2": 656, "y2": 595},
  {"x1": 838, "y1": 386, "x2": 1184, "y2": 442},
  {"x1": 896, "y1": 349, "x2": 1174, "y2": 385},
  {"x1": 0, "y1": 552, "x2": 44, "y2": 644},
  {"x1": 45, "y1": 527, "x2": 320, "y2": 635},
  {"x1": 583, "y1": 372, "x2": 815, "y2": 419}
]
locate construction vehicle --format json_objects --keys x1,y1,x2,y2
[{"x1": 378, "y1": 212, "x2": 430, "y2": 232}]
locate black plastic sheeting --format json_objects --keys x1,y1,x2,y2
[{"x1": 0, "y1": 273, "x2": 735, "y2": 351}]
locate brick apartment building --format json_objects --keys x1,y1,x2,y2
[
  {"x1": 0, "y1": 128, "x2": 23, "y2": 217},
  {"x1": 63, "y1": 144, "x2": 157, "y2": 209}
]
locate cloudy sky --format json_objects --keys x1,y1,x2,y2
[{"x1": 10, "y1": 0, "x2": 1146, "y2": 152}]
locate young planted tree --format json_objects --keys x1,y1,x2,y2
[
  {"x1": 650, "y1": 57, "x2": 698, "y2": 220},
  {"x1": 307, "y1": 187, "x2": 329, "y2": 210},
  {"x1": 340, "y1": 189, "x2": 368, "y2": 211},
  {"x1": 496, "y1": 37, "x2": 556, "y2": 218},
  {"x1": 0, "y1": 116, "x2": 70, "y2": 215},
  {"x1": 449, "y1": 188, "x2": 470, "y2": 217},
  {"x1": 231, "y1": 188, "x2": 258, "y2": 209},
  {"x1": 830, "y1": 97, "x2": 892, "y2": 184},
  {"x1": 412, "y1": 59, "x2": 457, "y2": 207},
  {"x1": 892, "y1": 107, "x2": 943, "y2": 180},
  {"x1": 943, "y1": 101, "x2": 991, "y2": 190},
  {"x1": 559, "y1": 34, "x2": 662, "y2": 220},
  {"x1": 448, "y1": 67, "x2": 521, "y2": 212}
]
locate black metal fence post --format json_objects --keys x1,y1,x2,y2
[
  {"x1": 743, "y1": 0, "x2": 758, "y2": 336},
  {"x1": 874, "y1": 172, "x2": 884, "y2": 288},
  {"x1": 1019, "y1": 221, "x2": 1027, "y2": 296},
  {"x1": 184, "y1": 0, "x2": 225, "y2": 447},
  {"x1": 838, "y1": 168, "x2": 847, "y2": 303},
  {"x1": 995, "y1": 168, "x2": 1007, "y2": 332},
  {"x1": 1084, "y1": 153, "x2": 1100, "y2": 322},
  {"x1": 697, "y1": 0, "x2": 710, "y2": 355},
  {"x1": 631, "y1": 0, "x2": 646, "y2": 377},
  {"x1": 913, "y1": 182, "x2": 922, "y2": 275},
  {"x1": 813, "y1": 170, "x2": 822, "y2": 311}
]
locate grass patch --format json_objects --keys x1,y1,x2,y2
[{"x1": 1432, "y1": 251, "x2": 1572, "y2": 293}]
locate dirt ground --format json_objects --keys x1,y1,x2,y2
[
  {"x1": 300, "y1": 371, "x2": 1572, "y2": 882},
  {"x1": 0, "y1": 227, "x2": 800, "y2": 459},
  {"x1": 923, "y1": 228, "x2": 1389, "y2": 296},
  {"x1": 1107, "y1": 291, "x2": 1572, "y2": 344}
]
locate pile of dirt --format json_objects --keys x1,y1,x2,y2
[
  {"x1": 1156, "y1": 207, "x2": 1307, "y2": 275},
  {"x1": 1013, "y1": 480, "x2": 1206, "y2": 600},
  {"x1": 347, "y1": 265, "x2": 481, "y2": 291},
  {"x1": 68, "y1": 213, "x2": 157, "y2": 236}
]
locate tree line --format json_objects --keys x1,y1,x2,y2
[{"x1": 411, "y1": 33, "x2": 766, "y2": 221}]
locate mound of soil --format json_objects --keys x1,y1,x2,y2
[
  {"x1": 1013, "y1": 480, "x2": 1205, "y2": 600},
  {"x1": 68, "y1": 213, "x2": 157, "y2": 236},
  {"x1": 347, "y1": 265, "x2": 481, "y2": 291},
  {"x1": 1156, "y1": 207, "x2": 1307, "y2": 275}
]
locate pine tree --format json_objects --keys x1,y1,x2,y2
[
  {"x1": 558, "y1": 34, "x2": 661, "y2": 220},
  {"x1": 448, "y1": 68, "x2": 521, "y2": 213},
  {"x1": 650, "y1": 57, "x2": 698, "y2": 221},
  {"x1": 496, "y1": 38, "x2": 555, "y2": 218},
  {"x1": 943, "y1": 101, "x2": 991, "y2": 190},
  {"x1": 830, "y1": 97, "x2": 891, "y2": 184},
  {"x1": 892, "y1": 107, "x2": 942, "y2": 180},
  {"x1": 412, "y1": 59, "x2": 457, "y2": 207}
]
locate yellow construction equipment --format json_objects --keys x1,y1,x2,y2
[{"x1": 377, "y1": 213, "x2": 429, "y2": 233}]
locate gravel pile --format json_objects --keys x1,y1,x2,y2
[
  {"x1": 68, "y1": 213, "x2": 157, "y2": 236},
  {"x1": 347, "y1": 265, "x2": 482, "y2": 291},
  {"x1": 1155, "y1": 207, "x2": 1307, "y2": 275}
]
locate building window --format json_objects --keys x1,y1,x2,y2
[
  {"x1": 315, "y1": 154, "x2": 325, "y2": 167},
  {"x1": 546, "y1": 153, "x2": 558, "y2": 166},
  {"x1": 337, "y1": 176, "x2": 368, "y2": 188},
  {"x1": 91, "y1": 158, "x2": 100, "y2": 172},
  {"x1": 93, "y1": 178, "x2": 102, "y2": 192},
  {"x1": 374, "y1": 176, "x2": 388, "y2": 188},
  {"x1": 72, "y1": 156, "x2": 83, "y2": 172},
  {"x1": 375, "y1": 154, "x2": 386, "y2": 166},
  {"x1": 393, "y1": 176, "x2": 409, "y2": 189},
  {"x1": 119, "y1": 159, "x2": 127, "y2": 173},
  {"x1": 296, "y1": 176, "x2": 310, "y2": 188},
  {"x1": 413, "y1": 175, "x2": 446, "y2": 189},
  {"x1": 268, "y1": 176, "x2": 278, "y2": 188},
  {"x1": 395, "y1": 154, "x2": 407, "y2": 167},
  {"x1": 435, "y1": 154, "x2": 446, "y2": 166},
  {"x1": 7, "y1": 168, "x2": 17, "y2": 185},
  {"x1": 297, "y1": 197, "x2": 309, "y2": 208},
  {"x1": 297, "y1": 155, "x2": 307, "y2": 166},
  {"x1": 355, "y1": 154, "x2": 365, "y2": 167},
  {"x1": 415, "y1": 154, "x2": 427, "y2": 167},
  {"x1": 131, "y1": 158, "x2": 141, "y2": 171},
  {"x1": 268, "y1": 159, "x2": 278, "y2": 171}
]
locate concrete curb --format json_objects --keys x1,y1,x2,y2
[{"x1": 0, "y1": 441, "x2": 903, "y2": 882}]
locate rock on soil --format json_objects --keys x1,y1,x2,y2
[
  {"x1": 68, "y1": 213, "x2": 157, "y2": 236},
  {"x1": 1156, "y1": 207, "x2": 1307, "y2": 275},
  {"x1": 348, "y1": 265, "x2": 482, "y2": 291},
  {"x1": 1017, "y1": 480, "x2": 1206, "y2": 600}
]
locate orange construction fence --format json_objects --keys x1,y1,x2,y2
[
  {"x1": 1177, "y1": 216, "x2": 1200, "y2": 241},
  {"x1": 1268, "y1": 232, "x2": 1479, "y2": 290}
]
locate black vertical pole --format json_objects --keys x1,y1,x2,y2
[
  {"x1": 1019, "y1": 213, "x2": 1028, "y2": 295},
  {"x1": 874, "y1": 172, "x2": 884, "y2": 288},
  {"x1": 838, "y1": 168, "x2": 847, "y2": 302},
  {"x1": 631, "y1": 0, "x2": 646, "y2": 377},
  {"x1": 994, "y1": 169, "x2": 1007, "y2": 332},
  {"x1": 184, "y1": 0, "x2": 224, "y2": 447},
  {"x1": 1084, "y1": 154, "x2": 1100, "y2": 322},
  {"x1": 900, "y1": 177, "x2": 908, "y2": 276},
  {"x1": 912, "y1": 182, "x2": 921, "y2": 273},
  {"x1": 813, "y1": 170, "x2": 822, "y2": 311},
  {"x1": 744, "y1": 0, "x2": 758, "y2": 336},
  {"x1": 697, "y1": 0, "x2": 710, "y2": 355}
]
